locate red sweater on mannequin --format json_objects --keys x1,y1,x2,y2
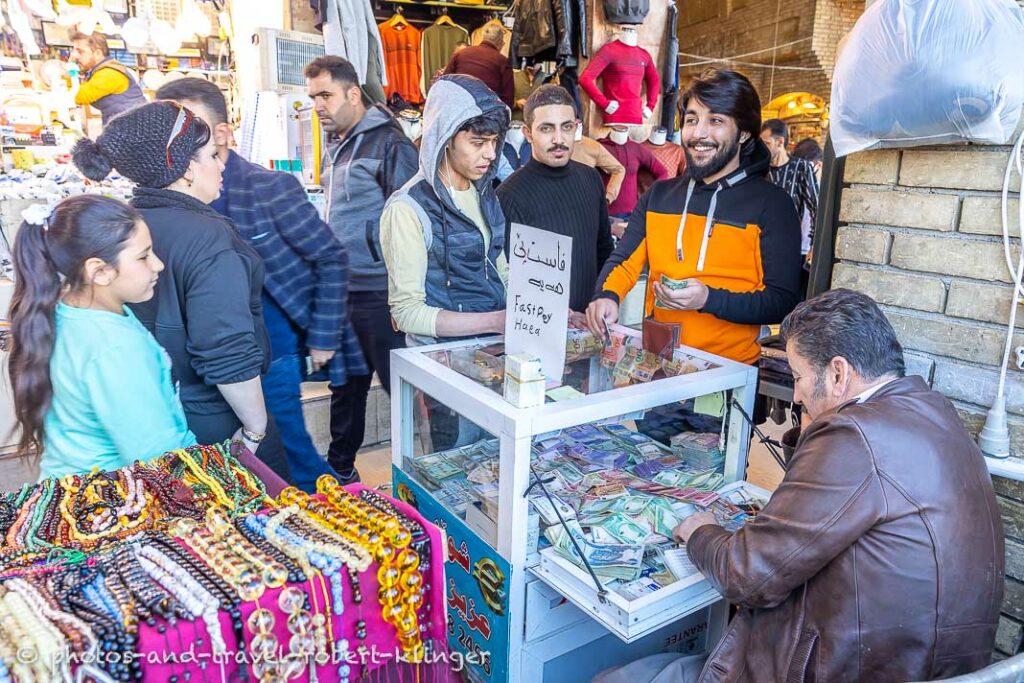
[
  {"x1": 580, "y1": 40, "x2": 660, "y2": 125},
  {"x1": 599, "y1": 137, "x2": 668, "y2": 216}
]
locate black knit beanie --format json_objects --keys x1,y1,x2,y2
[{"x1": 72, "y1": 100, "x2": 211, "y2": 188}]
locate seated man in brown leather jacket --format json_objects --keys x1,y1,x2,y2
[{"x1": 599, "y1": 289, "x2": 1005, "y2": 683}]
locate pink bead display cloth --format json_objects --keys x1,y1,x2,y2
[{"x1": 136, "y1": 484, "x2": 458, "y2": 682}]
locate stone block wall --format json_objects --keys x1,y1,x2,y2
[{"x1": 833, "y1": 142, "x2": 1024, "y2": 659}]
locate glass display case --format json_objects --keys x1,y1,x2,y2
[{"x1": 390, "y1": 331, "x2": 762, "y2": 683}]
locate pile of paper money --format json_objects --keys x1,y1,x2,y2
[
  {"x1": 670, "y1": 431, "x2": 725, "y2": 471},
  {"x1": 524, "y1": 423, "x2": 762, "y2": 599},
  {"x1": 407, "y1": 439, "x2": 502, "y2": 516},
  {"x1": 405, "y1": 421, "x2": 767, "y2": 601}
]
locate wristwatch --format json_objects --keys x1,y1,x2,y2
[{"x1": 241, "y1": 428, "x2": 266, "y2": 444}]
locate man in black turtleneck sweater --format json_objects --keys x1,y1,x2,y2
[{"x1": 497, "y1": 85, "x2": 614, "y2": 320}]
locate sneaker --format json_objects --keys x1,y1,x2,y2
[{"x1": 337, "y1": 468, "x2": 361, "y2": 485}]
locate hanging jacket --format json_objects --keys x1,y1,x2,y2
[
  {"x1": 594, "y1": 140, "x2": 801, "y2": 365},
  {"x1": 602, "y1": 0, "x2": 649, "y2": 24},
  {"x1": 80, "y1": 58, "x2": 146, "y2": 125},
  {"x1": 322, "y1": 0, "x2": 388, "y2": 88},
  {"x1": 511, "y1": 0, "x2": 588, "y2": 65},
  {"x1": 384, "y1": 75, "x2": 509, "y2": 337},
  {"x1": 551, "y1": 0, "x2": 589, "y2": 65},
  {"x1": 660, "y1": 0, "x2": 680, "y2": 131},
  {"x1": 510, "y1": 0, "x2": 556, "y2": 62}
]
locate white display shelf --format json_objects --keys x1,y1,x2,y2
[{"x1": 390, "y1": 335, "x2": 759, "y2": 681}]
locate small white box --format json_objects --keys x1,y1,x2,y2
[
  {"x1": 505, "y1": 352, "x2": 545, "y2": 383},
  {"x1": 503, "y1": 374, "x2": 545, "y2": 408}
]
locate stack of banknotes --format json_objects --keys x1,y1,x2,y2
[{"x1": 406, "y1": 422, "x2": 767, "y2": 600}]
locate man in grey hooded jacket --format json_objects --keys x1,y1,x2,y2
[
  {"x1": 381, "y1": 74, "x2": 510, "y2": 344},
  {"x1": 307, "y1": 55, "x2": 419, "y2": 483},
  {"x1": 381, "y1": 74, "x2": 511, "y2": 449}
]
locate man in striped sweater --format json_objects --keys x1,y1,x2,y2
[
  {"x1": 761, "y1": 118, "x2": 820, "y2": 295},
  {"x1": 496, "y1": 85, "x2": 614, "y2": 324}
]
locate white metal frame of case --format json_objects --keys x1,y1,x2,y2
[{"x1": 390, "y1": 336, "x2": 759, "y2": 682}]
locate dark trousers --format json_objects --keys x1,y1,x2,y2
[
  {"x1": 186, "y1": 405, "x2": 292, "y2": 483},
  {"x1": 328, "y1": 290, "x2": 406, "y2": 473}
]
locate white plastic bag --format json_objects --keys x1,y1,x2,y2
[{"x1": 829, "y1": 0, "x2": 1024, "y2": 158}]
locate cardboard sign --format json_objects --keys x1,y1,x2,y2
[{"x1": 505, "y1": 223, "x2": 571, "y2": 386}]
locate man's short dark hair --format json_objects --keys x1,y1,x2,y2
[
  {"x1": 458, "y1": 112, "x2": 508, "y2": 137},
  {"x1": 781, "y1": 289, "x2": 906, "y2": 381},
  {"x1": 793, "y1": 138, "x2": 823, "y2": 163},
  {"x1": 523, "y1": 85, "x2": 577, "y2": 127},
  {"x1": 70, "y1": 31, "x2": 109, "y2": 57},
  {"x1": 680, "y1": 68, "x2": 761, "y2": 154},
  {"x1": 761, "y1": 118, "x2": 789, "y2": 146},
  {"x1": 155, "y1": 77, "x2": 228, "y2": 125},
  {"x1": 304, "y1": 55, "x2": 359, "y2": 87}
]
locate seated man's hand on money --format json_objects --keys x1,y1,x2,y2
[
  {"x1": 653, "y1": 279, "x2": 710, "y2": 311},
  {"x1": 672, "y1": 511, "x2": 718, "y2": 543},
  {"x1": 586, "y1": 297, "x2": 619, "y2": 339},
  {"x1": 568, "y1": 310, "x2": 588, "y2": 329}
]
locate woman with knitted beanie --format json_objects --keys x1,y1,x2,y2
[{"x1": 73, "y1": 100, "x2": 291, "y2": 482}]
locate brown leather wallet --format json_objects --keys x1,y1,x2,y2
[{"x1": 642, "y1": 317, "x2": 681, "y2": 360}]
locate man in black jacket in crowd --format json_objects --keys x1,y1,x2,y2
[{"x1": 497, "y1": 85, "x2": 613, "y2": 324}]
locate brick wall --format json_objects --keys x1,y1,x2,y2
[
  {"x1": 678, "y1": 0, "x2": 863, "y2": 104},
  {"x1": 834, "y1": 141, "x2": 1024, "y2": 659}
]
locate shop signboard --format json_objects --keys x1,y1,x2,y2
[
  {"x1": 392, "y1": 467, "x2": 512, "y2": 682},
  {"x1": 505, "y1": 222, "x2": 571, "y2": 385}
]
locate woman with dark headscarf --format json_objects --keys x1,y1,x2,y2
[{"x1": 73, "y1": 101, "x2": 290, "y2": 482}]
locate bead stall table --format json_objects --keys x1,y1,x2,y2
[{"x1": 136, "y1": 484, "x2": 455, "y2": 683}]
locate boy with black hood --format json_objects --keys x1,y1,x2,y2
[
  {"x1": 381, "y1": 74, "x2": 510, "y2": 345},
  {"x1": 586, "y1": 68, "x2": 801, "y2": 366}
]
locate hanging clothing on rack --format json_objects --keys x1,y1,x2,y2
[
  {"x1": 509, "y1": 0, "x2": 587, "y2": 67},
  {"x1": 322, "y1": 0, "x2": 388, "y2": 93},
  {"x1": 379, "y1": 15, "x2": 424, "y2": 105},
  {"x1": 471, "y1": 19, "x2": 512, "y2": 57},
  {"x1": 660, "y1": 1, "x2": 680, "y2": 132},
  {"x1": 421, "y1": 18, "x2": 469, "y2": 95}
]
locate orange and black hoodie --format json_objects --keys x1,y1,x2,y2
[{"x1": 593, "y1": 139, "x2": 801, "y2": 365}]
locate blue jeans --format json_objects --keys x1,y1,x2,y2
[{"x1": 263, "y1": 352, "x2": 339, "y2": 493}]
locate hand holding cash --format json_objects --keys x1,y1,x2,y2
[
  {"x1": 585, "y1": 297, "x2": 619, "y2": 342},
  {"x1": 654, "y1": 275, "x2": 710, "y2": 311},
  {"x1": 672, "y1": 510, "x2": 719, "y2": 543}
]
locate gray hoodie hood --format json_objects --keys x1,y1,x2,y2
[{"x1": 418, "y1": 74, "x2": 510, "y2": 207}]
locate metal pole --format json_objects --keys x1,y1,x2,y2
[{"x1": 807, "y1": 134, "x2": 846, "y2": 298}]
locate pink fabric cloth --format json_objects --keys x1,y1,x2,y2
[{"x1": 137, "y1": 485, "x2": 454, "y2": 682}]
